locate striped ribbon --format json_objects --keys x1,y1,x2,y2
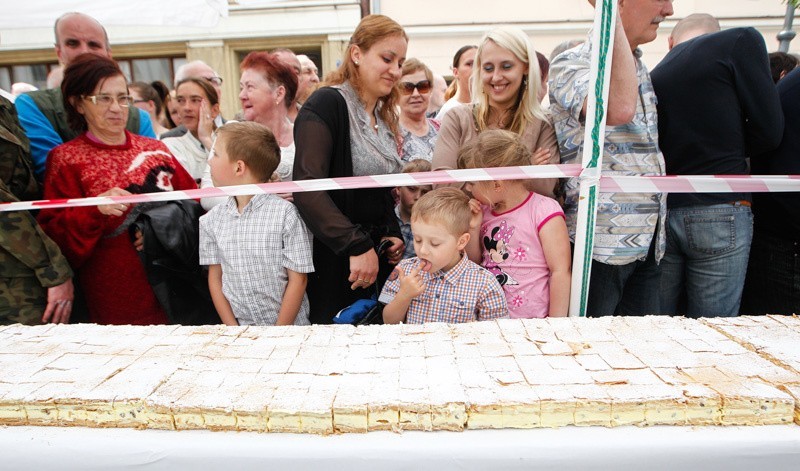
[{"x1": 2, "y1": 165, "x2": 798, "y2": 213}]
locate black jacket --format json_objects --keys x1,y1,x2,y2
[{"x1": 130, "y1": 200, "x2": 218, "y2": 325}]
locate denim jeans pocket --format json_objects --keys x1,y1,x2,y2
[{"x1": 684, "y1": 215, "x2": 735, "y2": 255}]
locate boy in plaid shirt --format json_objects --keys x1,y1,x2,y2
[
  {"x1": 200, "y1": 122, "x2": 314, "y2": 326},
  {"x1": 380, "y1": 187, "x2": 507, "y2": 323}
]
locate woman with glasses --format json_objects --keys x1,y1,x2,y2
[
  {"x1": 432, "y1": 27, "x2": 560, "y2": 198},
  {"x1": 292, "y1": 14, "x2": 407, "y2": 324},
  {"x1": 162, "y1": 77, "x2": 220, "y2": 182},
  {"x1": 38, "y1": 53, "x2": 196, "y2": 325},
  {"x1": 397, "y1": 58, "x2": 439, "y2": 162}
]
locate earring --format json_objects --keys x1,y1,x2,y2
[
  {"x1": 522, "y1": 75, "x2": 528, "y2": 87},
  {"x1": 275, "y1": 100, "x2": 280, "y2": 105},
  {"x1": 354, "y1": 60, "x2": 360, "y2": 66}
]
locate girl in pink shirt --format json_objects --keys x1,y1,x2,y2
[{"x1": 461, "y1": 130, "x2": 571, "y2": 317}]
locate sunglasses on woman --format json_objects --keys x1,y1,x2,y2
[{"x1": 398, "y1": 80, "x2": 432, "y2": 95}]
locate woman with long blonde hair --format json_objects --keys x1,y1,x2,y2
[{"x1": 432, "y1": 26, "x2": 559, "y2": 198}]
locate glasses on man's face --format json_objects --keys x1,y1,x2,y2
[
  {"x1": 85, "y1": 94, "x2": 135, "y2": 108},
  {"x1": 204, "y1": 76, "x2": 224, "y2": 86},
  {"x1": 398, "y1": 80, "x2": 432, "y2": 95}
]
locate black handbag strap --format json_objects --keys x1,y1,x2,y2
[{"x1": 371, "y1": 239, "x2": 393, "y2": 298}]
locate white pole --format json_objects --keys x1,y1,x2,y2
[{"x1": 568, "y1": 0, "x2": 617, "y2": 317}]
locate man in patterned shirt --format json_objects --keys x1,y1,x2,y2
[
  {"x1": 200, "y1": 122, "x2": 314, "y2": 326},
  {"x1": 381, "y1": 188, "x2": 507, "y2": 324},
  {"x1": 548, "y1": 0, "x2": 673, "y2": 316}
]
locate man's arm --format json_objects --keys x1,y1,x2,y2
[
  {"x1": 734, "y1": 28, "x2": 785, "y2": 156},
  {"x1": 581, "y1": 7, "x2": 638, "y2": 126},
  {"x1": 14, "y1": 93, "x2": 63, "y2": 179},
  {"x1": 276, "y1": 270, "x2": 307, "y2": 325}
]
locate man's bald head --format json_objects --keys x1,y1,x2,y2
[
  {"x1": 54, "y1": 12, "x2": 110, "y2": 66},
  {"x1": 669, "y1": 13, "x2": 720, "y2": 49}
]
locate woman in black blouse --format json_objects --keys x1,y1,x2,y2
[{"x1": 292, "y1": 14, "x2": 408, "y2": 324}]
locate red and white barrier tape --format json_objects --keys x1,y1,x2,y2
[{"x1": 1, "y1": 164, "x2": 799, "y2": 212}]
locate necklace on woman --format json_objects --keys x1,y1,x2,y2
[{"x1": 492, "y1": 107, "x2": 513, "y2": 129}]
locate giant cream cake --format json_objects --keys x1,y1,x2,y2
[
  {"x1": 0, "y1": 316, "x2": 798, "y2": 433},
  {"x1": 702, "y1": 315, "x2": 800, "y2": 424}
]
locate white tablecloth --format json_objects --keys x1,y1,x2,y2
[{"x1": 2, "y1": 425, "x2": 799, "y2": 470}]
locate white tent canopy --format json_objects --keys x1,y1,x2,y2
[{"x1": 0, "y1": 0, "x2": 229, "y2": 29}]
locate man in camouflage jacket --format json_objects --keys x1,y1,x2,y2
[{"x1": 0, "y1": 96, "x2": 74, "y2": 325}]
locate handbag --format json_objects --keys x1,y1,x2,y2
[{"x1": 332, "y1": 240, "x2": 392, "y2": 326}]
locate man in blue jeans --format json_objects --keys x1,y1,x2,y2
[{"x1": 650, "y1": 14, "x2": 783, "y2": 317}]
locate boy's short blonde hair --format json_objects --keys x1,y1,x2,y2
[
  {"x1": 411, "y1": 187, "x2": 471, "y2": 236},
  {"x1": 402, "y1": 158, "x2": 432, "y2": 174},
  {"x1": 215, "y1": 121, "x2": 280, "y2": 183}
]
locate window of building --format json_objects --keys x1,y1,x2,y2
[
  {"x1": 116, "y1": 57, "x2": 187, "y2": 87},
  {"x1": 0, "y1": 63, "x2": 58, "y2": 91},
  {"x1": 0, "y1": 56, "x2": 186, "y2": 92},
  {"x1": 0, "y1": 68, "x2": 10, "y2": 92}
]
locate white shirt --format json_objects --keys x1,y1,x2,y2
[
  {"x1": 163, "y1": 132, "x2": 208, "y2": 181},
  {"x1": 199, "y1": 193, "x2": 314, "y2": 326}
]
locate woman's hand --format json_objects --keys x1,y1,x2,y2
[
  {"x1": 97, "y1": 187, "x2": 132, "y2": 217},
  {"x1": 42, "y1": 278, "x2": 74, "y2": 324},
  {"x1": 198, "y1": 99, "x2": 215, "y2": 150},
  {"x1": 382, "y1": 236, "x2": 405, "y2": 265},
  {"x1": 349, "y1": 248, "x2": 379, "y2": 290},
  {"x1": 531, "y1": 147, "x2": 552, "y2": 165}
]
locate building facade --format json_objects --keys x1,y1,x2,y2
[{"x1": 0, "y1": 0, "x2": 796, "y2": 118}]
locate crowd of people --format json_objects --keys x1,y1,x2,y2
[{"x1": 1, "y1": 2, "x2": 797, "y2": 328}]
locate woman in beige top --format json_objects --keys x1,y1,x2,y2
[{"x1": 432, "y1": 26, "x2": 559, "y2": 198}]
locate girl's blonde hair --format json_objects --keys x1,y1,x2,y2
[
  {"x1": 323, "y1": 14, "x2": 407, "y2": 139},
  {"x1": 457, "y1": 129, "x2": 530, "y2": 171},
  {"x1": 470, "y1": 26, "x2": 546, "y2": 134}
]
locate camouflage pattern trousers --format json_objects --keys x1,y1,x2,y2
[{"x1": 0, "y1": 276, "x2": 46, "y2": 325}]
